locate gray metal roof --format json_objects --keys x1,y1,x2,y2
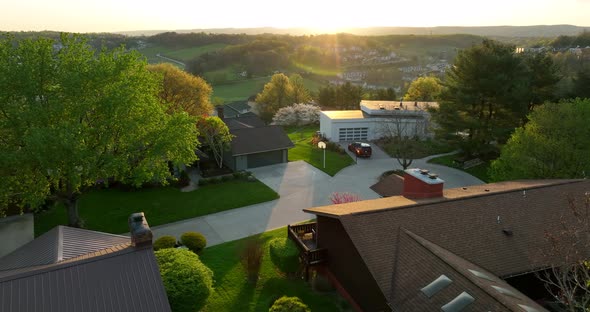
[
  {"x1": 230, "y1": 126, "x2": 294, "y2": 156},
  {"x1": 0, "y1": 226, "x2": 130, "y2": 272},
  {"x1": 0, "y1": 245, "x2": 171, "y2": 312}
]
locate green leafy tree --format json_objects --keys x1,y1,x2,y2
[
  {"x1": 369, "y1": 87, "x2": 397, "y2": 101},
  {"x1": 289, "y1": 74, "x2": 311, "y2": 104},
  {"x1": 572, "y1": 68, "x2": 590, "y2": 99},
  {"x1": 0, "y1": 34, "x2": 199, "y2": 226},
  {"x1": 197, "y1": 116, "x2": 233, "y2": 168},
  {"x1": 431, "y1": 39, "x2": 529, "y2": 157},
  {"x1": 521, "y1": 52, "x2": 560, "y2": 111},
  {"x1": 316, "y1": 82, "x2": 364, "y2": 109},
  {"x1": 403, "y1": 76, "x2": 442, "y2": 101},
  {"x1": 490, "y1": 99, "x2": 590, "y2": 181},
  {"x1": 147, "y1": 63, "x2": 213, "y2": 117},
  {"x1": 255, "y1": 73, "x2": 294, "y2": 122},
  {"x1": 155, "y1": 248, "x2": 214, "y2": 312},
  {"x1": 269, "y1": 296, "x2": 311, "y2": 312}
]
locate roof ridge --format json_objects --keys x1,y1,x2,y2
[
  {"x1": 401, "y1": 228, "x2": 545, "y2": 312},
  {"x1": 348, "y1": 179, "x2": 585, "y2": 217},
  {"x1": 0, "y1": 242, "x2": 135, "y2": 283}
]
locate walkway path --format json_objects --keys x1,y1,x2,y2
[{"x1": 151, "y1": 146, "x2": 484, "y2": 246}]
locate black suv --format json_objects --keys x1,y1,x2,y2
[{"x1": 348, "y1": 142, "x2": 372, "y2": 158}]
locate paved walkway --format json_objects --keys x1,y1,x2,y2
[{"x1": 151, "y1": 146, "x2": 484, "y2": 246}]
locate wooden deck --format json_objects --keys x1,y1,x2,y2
[{"x1": 287, "y1": 222, "x2": 327, "y2": 278}]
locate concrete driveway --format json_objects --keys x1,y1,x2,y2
[{"x1": 150, "y1": 146, "x2": 484, "y2": 246}]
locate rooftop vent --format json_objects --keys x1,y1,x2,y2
[
  {"x1": 518, "y1": 304, "x2": 541, "y2": 312},
  {"x1": 421, "y1": 275, "x2": 452, "y2": 298},
  {"x1": 468, "y1": 269, "x2": 495, "y2": 281},
  {"x1": 441, "y1": 292, "x2": 475, "y2": 312},
  {"x1": 492, "y1": 286, "x2": 520, "y2": 299},
  {"x1": 428, "y1": 173, "x2": 439, "y2": 179},
  {"x1": 414, "y1": 101, "x2": 418, "y2": 107},
  {"x1": 420, "y1": 169, "x2": 430, "y2": 175},
  {"x1": 379, "y1": 104, "x2": 385, "y2": 110},
  {"x1": 502, "y1": 228, "x2": 513, "y2": 236},
  {"x1": 394, "y1": 107, "x2": 400, "y2": 110}
]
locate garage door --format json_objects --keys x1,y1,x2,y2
[
  {"x1": 247, "y1": 150, "x2": 284, "y2": 168},
  {"x1": 338, "y1": 127, "x2": 368, "y2": 142}
]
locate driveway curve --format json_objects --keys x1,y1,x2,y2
[{"x1": 150, "y1": 145, "x2": 483, "y2": 246}]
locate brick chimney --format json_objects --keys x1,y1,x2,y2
[
  {"x1": 402, "y1": 168, "x2": 444, "y2": 199},
  {"x1": 216, "y1": 105, "x2": 224, "y2": 119},
  {"x1": 128, "y1": 212, "x2": 153, "y2": 247}
]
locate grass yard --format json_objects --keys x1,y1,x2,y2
[
  {"x1": 34, "y1": 180, "x2": 278, "y2": 236},
  {"x1": 199, "y1": 227, "x2": 351, "y2": 312},
  {"x1": 427, "y1": 154, "x2": 492, "y2": 182},
  {"x1": 212, "y1": 77, "x2": 270, "y2": 102},
  {"x1": 285, "y1": 125, "x2": 355, "y2": 176}
]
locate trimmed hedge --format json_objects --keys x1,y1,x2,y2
[
  {"x1": 155, "y1": 248, "x2": 214, "y2": 312},
  {"x1": 180, "y1": 231, "x2": 207, "y2": 254},
  {"x1": 269, "y1": 237, "x2": 300, "y2": 274},
  {"x1": 153, "y1": 235, "x2": 177, "y2": 251},
  {"x1": 269, "y1": 296, "x2": 310, "y2": 312}
]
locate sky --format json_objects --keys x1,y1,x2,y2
[{"x1": 1, "y1": 0, "x2": 589, "y2": 33}]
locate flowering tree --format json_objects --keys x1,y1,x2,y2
[
  {"x1": 330, "y1": 192, "x2": 361, "y2": 204},
  {"x1": 271, "y1": 103, "x2": 320, "y2": 126}
]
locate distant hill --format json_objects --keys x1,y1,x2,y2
[{"x1": 119, "y1": 25, "x2": 590, "y2": 38}]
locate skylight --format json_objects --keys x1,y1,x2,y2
[
  {"x1": 492, "y1": 286, "x2": 521, "y2": 299},
  {"x1": 441, "y1": 292, "x2": 475, "y2": 312},
  {"x1": 468, "y1": 269, "x2": 495, "y2": 282},
  {"x1": 420, "y1": 275, "x2": 452, "y2": 298},
  {"x1": 518, "y1": 304, "x2": 540, "y2": 312}
]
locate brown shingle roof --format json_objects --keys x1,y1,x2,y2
[
  {"x1": 392, "y1": 229, "x2": 547, "y2": 311},
  {"x1": 370, "y1": 173, "x2": 404, "y2": 197},
  {"x1": 306, "y1": 179, "x2": 589, "y2": 311}
]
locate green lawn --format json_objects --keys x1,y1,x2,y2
[
  {"x1": 292, "y1": 61, "x2": 342, "y2": 77},
  {"x1": 200, "y1": 227, "x2": 351, "y2": 312},
  {"x1": 285, "y1": 125, "x2": 355, "y2": 176},
  {"x1": 34, "y1": 180, "x2": 279, "y2": 236},
  {"x1": 427, "y1": 154, "x2": 492, "y2": 182},
  {"x1": 212, "y1": 77, "x2": 270, "y2": 102}
]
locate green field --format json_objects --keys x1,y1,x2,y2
[
  {"x1": 34, "y1": 180, "x2": 279, "y2": 236},
  {"x1": 161, "y1": 43, "x2": 228, "y2": 62},
  {"x1": 200, "y1": 227, "x2": 351, "y2": 311},
  {"x1": 211, "y1": 77, "x2": 271, "y2": 102},
  {"x1": 292, "y1": 61, "x2": 342, "y2": 77}
]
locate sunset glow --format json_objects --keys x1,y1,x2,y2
[{"x1": 1, "y1": 0, "x2": 589, "y2": 33}]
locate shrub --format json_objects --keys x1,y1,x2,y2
[
  {"x1": 155, "y1": 248, "x2": 214, "y2": 312},
  {"x1": 240, "y1": 237, "x2": 264, "y2": 283},
  {"x1": 221, "y1": 175, "x2": 233, "y2": 182},
  {"x1": 232, "y1": 172, "x2": 242, "y2": 179},
  {"x1": 198, "y1": 178, "x2": 209, "y2": 186},
  {"x1": 212, "y1": 177, "x2": 223, "y2": 184},
  {"x1": 269, "y1": 237, "x2": 300, "y2": 274},
  {"x1": 153, "y1": 235, "x2": 177, "y2": 251},
  {"x1": 269, "y1": 296, "x2": 310, "y2": 312},
  {"x1": 180, "y1": 231, "x2": 207, "y2": 254}
]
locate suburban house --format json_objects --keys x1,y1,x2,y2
[
  {"x1": 288, "y1": 169, "x2": 590, "y2": 311},
  {"x1": 319, "y1": 100, "x2": 436, "y2": 142},
  {"x1": 216, "y1": 99, "x2": 254, "y2": 118},
  {"x1": 0, "y1": 213, "x2": 171, "y2": 312},
  {"x1": 218, "y1": 107, "x2": 294, "y2": 171}
]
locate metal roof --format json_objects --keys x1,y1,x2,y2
[
  {"x1": 0, "y1": 245, "x2": 171, "y2": 312},
  {"x1": 0, "y1": 226, "x2": 130, "y2": 273}
]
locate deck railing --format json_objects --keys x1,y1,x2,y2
[{"x1": 287, "y1": 222, "x2": 327, "y2": 281}]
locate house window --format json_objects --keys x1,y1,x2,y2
[{"x1": 338, "y1": 127, "x2": 368, "y2": 141}]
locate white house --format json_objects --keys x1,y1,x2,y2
[{"x1": 319, "y1": 100, "x2": 437, "y2": 142}]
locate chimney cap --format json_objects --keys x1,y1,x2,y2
[{"x1": 404, "y1": 168, "x2": 445, "y2": 185}]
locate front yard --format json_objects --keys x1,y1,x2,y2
[
  {"x1": 34, "y1": 180, "x2": 279, "y2": 236},
  {"x1": 285, "y1": 125, "x2": 355, "y2": 176},
  {"x1": 199, "y1": 227, "x2": 351, "y2": 312}
]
